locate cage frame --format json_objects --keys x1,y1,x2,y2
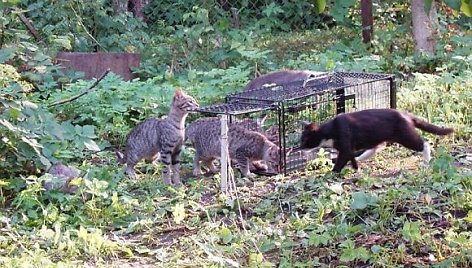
[{"x1": 195, "y1": 71, "x2": 397, "y2": 175}]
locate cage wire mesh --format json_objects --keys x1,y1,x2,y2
[{"x1": 195, "y1": 71, "x2": 396, "y2": 175}]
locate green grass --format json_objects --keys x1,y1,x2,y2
[{"x1": 1, "y1": 70, "x2": 471, "y2": 267}]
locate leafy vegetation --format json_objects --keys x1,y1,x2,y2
[{"x1": 1, "y1": 0, "x2": 471, "y2": 267}]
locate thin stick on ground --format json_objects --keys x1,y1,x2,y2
[{"x1": 48, "y1": 69, "x2": 110, "y2": 108}]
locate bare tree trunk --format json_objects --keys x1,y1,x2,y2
[
  {"x1": 361, "y1": 0, "x2": 373, "y2": 44},
  {"x1": 130, "y1": 0, "x2": 150, "y2": 19},
  {"x1": 411, "y1": 0, "x2": 438, "y2": 54},
  {"x1": 111, "y1": 0, "x2": 128, "y2": 15}
]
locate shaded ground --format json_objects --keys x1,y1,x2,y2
[{"x1": 86, "y1": 143, "x2": 471, "y2": 267}]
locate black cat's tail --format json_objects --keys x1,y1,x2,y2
[{"x1": 411, "y1": 117, "x2": 454, "y2": 135}]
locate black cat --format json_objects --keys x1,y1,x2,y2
[{"x1": 300, "y1": 109, "x2": 454, "y2": 172}]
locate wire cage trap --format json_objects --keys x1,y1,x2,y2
[
  {"x1": 194, "y1": 102, "x2": 281, "y2": 176},
  {"x1": 195, "y1": 71, "x2": 396, "y2": 175}
]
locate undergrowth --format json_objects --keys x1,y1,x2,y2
[
  {"x1": 1, "y1": 1, "x2": 471, "y2": 266},
  {"x1": 1, "y1": 70, "x2": 471, "y2": 267}
]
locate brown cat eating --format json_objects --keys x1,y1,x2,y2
[{"x1": 186, "y1": 117, "x2": 281, "y2": 178}]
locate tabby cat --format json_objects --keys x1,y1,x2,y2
[
  {"x1": 44, "y1": 163, "x2": 80, "y2": 194},
  {"x1": 117, "y1": 88, "x2": 199, "y2": 184},
  {"x1": 185, "y1": 117, "x2": 281, "y2": 177}
]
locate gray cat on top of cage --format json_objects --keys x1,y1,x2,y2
[{"x1": 243, "y1": 70, "x2": 327, "y2": 92}]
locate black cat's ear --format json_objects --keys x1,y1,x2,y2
[{"x1": 301, "y1": 121, "x2": 319, "y2": 132}]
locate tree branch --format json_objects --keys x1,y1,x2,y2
[
  {"x1": 13, "y1": 8, "x2": 43, "y2": 42},
  {"x1": 48, "y1": 69, "x2": 110, "y2": 108}
]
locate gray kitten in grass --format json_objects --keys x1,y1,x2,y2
[
  {"x1": 116, "y1": 88, "x2": 199, "y2": 185},
  {"x1": 185, "y1": 117, "x2": 281, "y2": 178},
  {"x1": 44, "y1": 163, "x2": 80, "y2": 194}
]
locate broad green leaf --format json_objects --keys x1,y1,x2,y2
[
  {"x1": 424, "y1": 0, "x2": 433, "y2": 14},
  {"x1": 340, "y1": 246, "x2": 370, "y2": 262},
  {"x1": 461, "y1": 0, "x2": 472, "y2": 16},
  {"x1": 351, "y1": 191, "x2": 369, "y2": 210},
  {"x1": 371, "y1": 245, "x2": 382, "y2": 254},
  {"x1": 402, "y1": 221, "x2": 422, "y2": 242},
  {"x1": 248, "y1": 252, "x2": 264, "y2": 265},
  {"x1": 0, "y1": 0, "x2": 21, "y2": 7},
  {"x1": 82, "y1": 125, "x2": 97, "y2": 138},
  {"x1": 52, "y1": 37, "x2": 72, "y2": 50},
  {"x1": 313, "y1": 0, "x2": 326, "y2": 14},
  {"x1": 444, "y1": 0, "x2": 461, "y2": 10},
  {"x1": 308, "y1": 231, "x2": 331, "y2": 247},
  {"x1": 219, "y1": 227, "x2": 233, "y2": 244},
  {"x1": 0, "y1": 47, "x2": 17, "y2": 63},
  {"x1": 84, "y1": 139, "x2": 100, "y2": 152}
]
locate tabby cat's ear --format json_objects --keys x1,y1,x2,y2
[
  {"x1": 257, "y1": 114, "x2": 268, "y2": 127},
  {"x1": 175, "y1": 88, "x2": 184, "y2": 97}
]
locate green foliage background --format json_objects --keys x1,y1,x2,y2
[{"x1": 0, "y1": 0, "x2": 471, "y2": 267}]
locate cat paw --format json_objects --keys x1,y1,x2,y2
[
  {"x1": 126, "y1": 168, "x2": 137, "y2": 179},
  {"x1": 252, "y1": 161, "x2": 268, "y2": 171},
  {"x1": 162, "y1": 175, "x2": 172, "y2": 185},
  {"x1": 208, "y1": 166, "x2": 219, "y2": 174},
  {"x1": 172, "y1": 179, "x2": 183, "y2": 187},
  {"x1": 420, "y1": 161, "x2": 430, "y2": 169},
  {"x1": 192, "y1": 169, "x2": 203, "y2": 177}
]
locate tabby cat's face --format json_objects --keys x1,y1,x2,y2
[
  {"x1": 173, "y1": 88, "x2": 199, "y2": 112},
  {"x1": 266, "y1": 146, "x2": 281, "y2": 173}
]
